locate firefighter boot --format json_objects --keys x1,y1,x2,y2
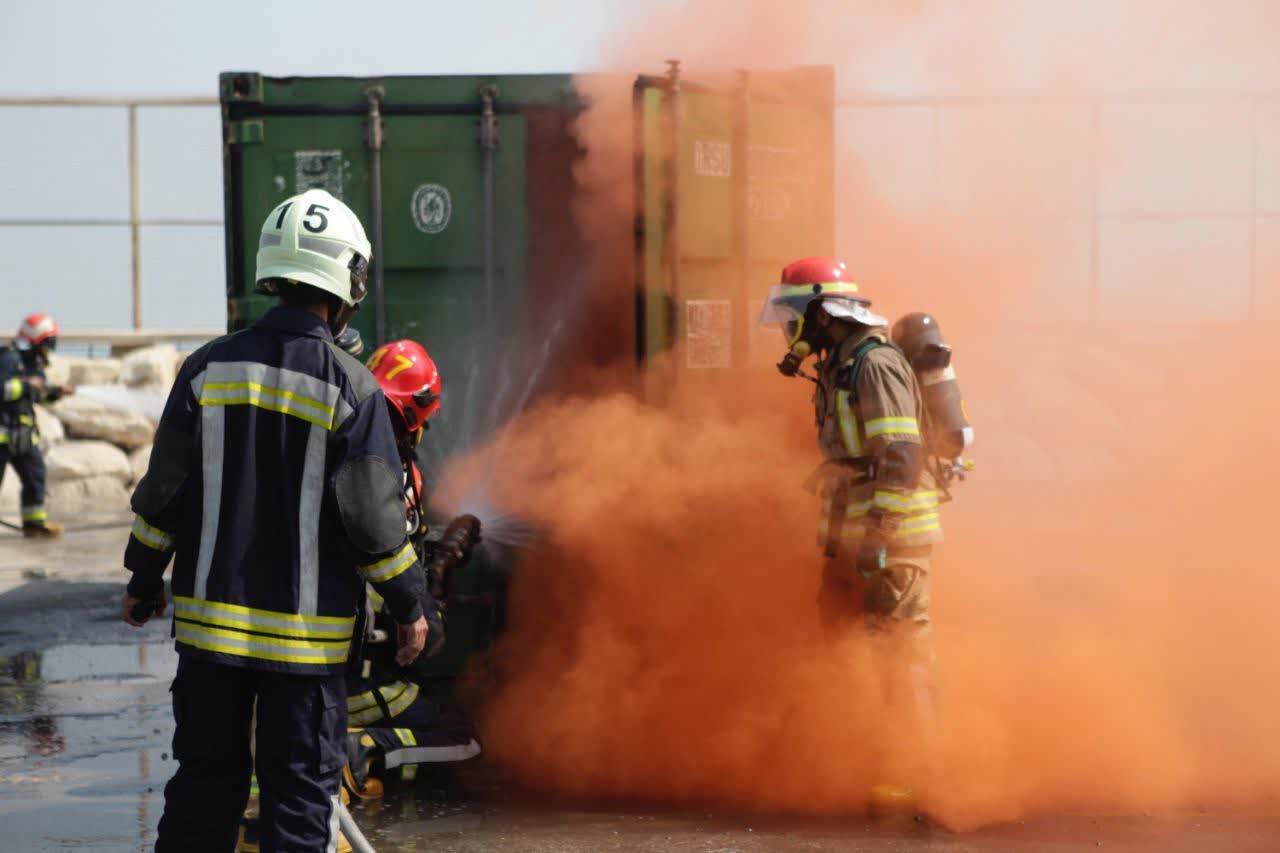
[{"x1": 22, "y1": 521, "x2": 63, "y2": 539}]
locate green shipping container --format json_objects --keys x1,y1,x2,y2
[{"x1": 219, "y1": 68, "x2": 833, "y2": 676}]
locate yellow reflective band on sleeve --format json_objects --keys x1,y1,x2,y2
[
  {"x1": 174, "y1": 596, "x2": 354, "y2": 640},
  {"x1": 199, "y1": 382, "x2": 337, "y2": 430},
  {"x1": 395, "y1": 728, "x2": 417, "y2": 747},
  {"x1": 347, "y1": 680, "x2": 420, "y2": 725},
  {"x1": 894, "y1": 511, "x2": 941, "y2": 537},
  {"x1": 2, "y1": 378, "x2": 22, "y2": 402},
  {"x1": 359, "y1": 543, "x2": 417, "y2": 584},
  {"x1": 836, "y1": 389, "x2": 861, "y2": 455},
  {"x1": 131, "y1": 515, "x2": 175, "y2": 552},
  {"x1": 872, "y1": 489, "x2": 939, "y2": 514},
  {"x1": 175, "y1": 621, "x2": 351, "y2": 666},
  {"x1": 366, "y1": 586, "x2": 385, "y2": 610},
  {"x1": 864, "y1": 417, "x2": 920, "y2": 439}
]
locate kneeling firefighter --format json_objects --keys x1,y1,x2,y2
[
  {"x1": 762, "y1": 257, "x2": 973, "y2": 804},
  {"x1": 344, "y1": 339, "x2": 483, "y2": 796},
  {"x1": 0, "y1": 314, "x2": 74, "y2": 537}
]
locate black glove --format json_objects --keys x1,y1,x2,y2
[
  {"x1": 777, "y1": 351, "x2": 803, "y2": 378},
  {"x1": 126, "y1": 571, "x2": 164, "y2": 600}
]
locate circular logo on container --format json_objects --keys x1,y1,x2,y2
[{"x1": 411, "y1": 183, "x2": 452, "y2": 234}]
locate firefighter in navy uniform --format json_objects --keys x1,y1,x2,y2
[
  {"x1": 121, "y1": 188, "x2": 431, "y2": 852},
  {"x1": 0, "y1": 314, "x2": 73, "y2": 537},
  {"x1": 344, "y1": 339, "x2": 482, "y2": 797},
  {"x1": 762, "y1": 257, "x2": 945, "y2": 811}
]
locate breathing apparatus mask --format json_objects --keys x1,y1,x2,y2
[{"x1": 760, "y1": 285, "x2": 887, "y2": 378}]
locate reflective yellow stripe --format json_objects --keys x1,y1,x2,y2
[
  {"x1": 131, "y1": 515, "x2": 175, "y2": 552},
  {"x1": 174, "y1": 596, "x2": 354, "y2": 640},
  {"x1": 819, "y1": 509, "x2": 941, "y2": 542},
  {"x1": 347, "y1": 680, "x2": 420, "y2": 724},
  {"x1": 175, "y1": 620, "x2": 350, "y2": 665},
  {"x1": 2, "y1": 378, "x2": 22, "y2": 401},
  {"x1": 836, "y1": 390, "x2": 861, "y2": 455},
  {"x1": 895, "y1": 512, "x2": 941, "y2": 537},
  {"x1": 395, "y1": 729, "x2": 420, "y2": 781},
  {"x1": 359, "y1": 543, "x2": 416, "y2": 584},
  {"x1": 864, "y1": 416, "x2": 920, "y2": 439},
  {"x1": 872, "y1": 489, "x2": 939, "y2": 514},
  {"x1": 778, "y1": 282, "x2": 858, "y2": 298},
  {"x1": 21, "y1": 506, "x2": 46, "y2": 522},
  {"x1": 200, "y1": 382, "x2": 336, "y2": 430},
  {"x1": 367, "y1": 586, "x2": 385, "y2": 610}
]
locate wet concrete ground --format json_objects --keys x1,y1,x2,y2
[{"x1": 2, "y1": 521, "x2": 1279, "y2": 851}]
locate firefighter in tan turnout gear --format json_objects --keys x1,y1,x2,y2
[{"x1": 763, "y1": 256, "x2": 973, "y2": 809}]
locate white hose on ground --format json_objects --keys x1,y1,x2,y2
[{"x1": 336, "y1": 800, "x2": 376, "y2": 853}]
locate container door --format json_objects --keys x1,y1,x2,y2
[
  {"x1": 634, "y1": 67, "x2": 835, "y2": 402},
  {"x1": 225, "y1": 117, "x2": 371, "y2": 328}
]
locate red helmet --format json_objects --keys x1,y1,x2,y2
[
  {"x1": 759, "y1": 257, "x2": 885, "y2": 345},
  {"x1": 16, "y1": 313, "x2": 58, "y2": 351},
  {"x1": 366, "y1": 339, "x2": 442, "y2": 433}
]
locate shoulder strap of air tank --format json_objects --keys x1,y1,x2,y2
[{"x1": 846, "y1": 336, "x2": 890, "y2": 395}]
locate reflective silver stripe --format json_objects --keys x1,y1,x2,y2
[
  {"x1": 194, "y1": 403, "x2": 225, "y2": 601},
  {"x1": 174, "y1": 596, "x2": 353, "y2": 639},
  {"x1": 298, "y1": 235, "x2": 348, "y2": 258},
  {"x1": 198, "y1": 361, "x2": 342, "y2": 430},
  {"x1": 383, "y1": 738, "x2": 482, "y2": 768},
  {"x1": 258, "y1": 232, "x2": 282, "y2": 248},
  {"x1": 132, "y1": 515, "x2": 175, "y2": 551},
  {"x1": 334, "y1": 396, "x2": 354, "y2": 428},
  {"x1": 297, "y1": 423, "x2": 326, "y2": 616},
  {"x1": 359, "y1": 543, "x2": 416, "y2": 584},
  {"x1": 174, "y1": 620, "x2": 349, "y2": 664}
]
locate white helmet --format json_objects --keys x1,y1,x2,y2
[{"x1": 255, "y1": 189, "x2": 372, "y2": 307}]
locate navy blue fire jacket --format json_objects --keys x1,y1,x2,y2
[{"x1": 123, "y1": 306, "x2": 429, "y2": 675}]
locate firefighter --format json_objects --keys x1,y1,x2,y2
[
  {"x1": 120, "y1": 188, "x2": 432, "y2": 852},
  {"x1": 0, "y1": 314, "x2": 73, "y2": 537},
  {"x1": 345, "y1": 339, "x2": 482, "y2": 796},
  {"x1": 762, "y1": 257, "x2": 941, "y2": 803}
]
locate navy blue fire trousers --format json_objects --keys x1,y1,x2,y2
[{"x1": 155, "y1": 654, "x2": 347, "y2": 852}]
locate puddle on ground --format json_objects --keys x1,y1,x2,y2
[
  {"x1": 0, "y1": 616, "x2": 1276, "y2": 851},
  {"x1": 0, "y1": 640, "x2": 175, "y2": 852}
]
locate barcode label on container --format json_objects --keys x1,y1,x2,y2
[{"x1": 686, "y1": 300, "x2": 733, "y2": 369}]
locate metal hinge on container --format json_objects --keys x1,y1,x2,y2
[{"x1": 226, "y1": 120, "x2": 264, "y2": 146}]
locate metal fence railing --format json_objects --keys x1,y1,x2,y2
[{"x1": 0, "y1": 96, "x2": 221, "y2": 332}]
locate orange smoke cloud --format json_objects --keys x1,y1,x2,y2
[{"x1": 436, "y1": 0, "x2": 1280, "y2": 830}]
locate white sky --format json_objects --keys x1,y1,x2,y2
[
  {"x1": 2, "y1": 0, "x2": 1278, "y2": 330},
  {"x1": 0, "y1": 0, "x2": 671, "y2": 331}
]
